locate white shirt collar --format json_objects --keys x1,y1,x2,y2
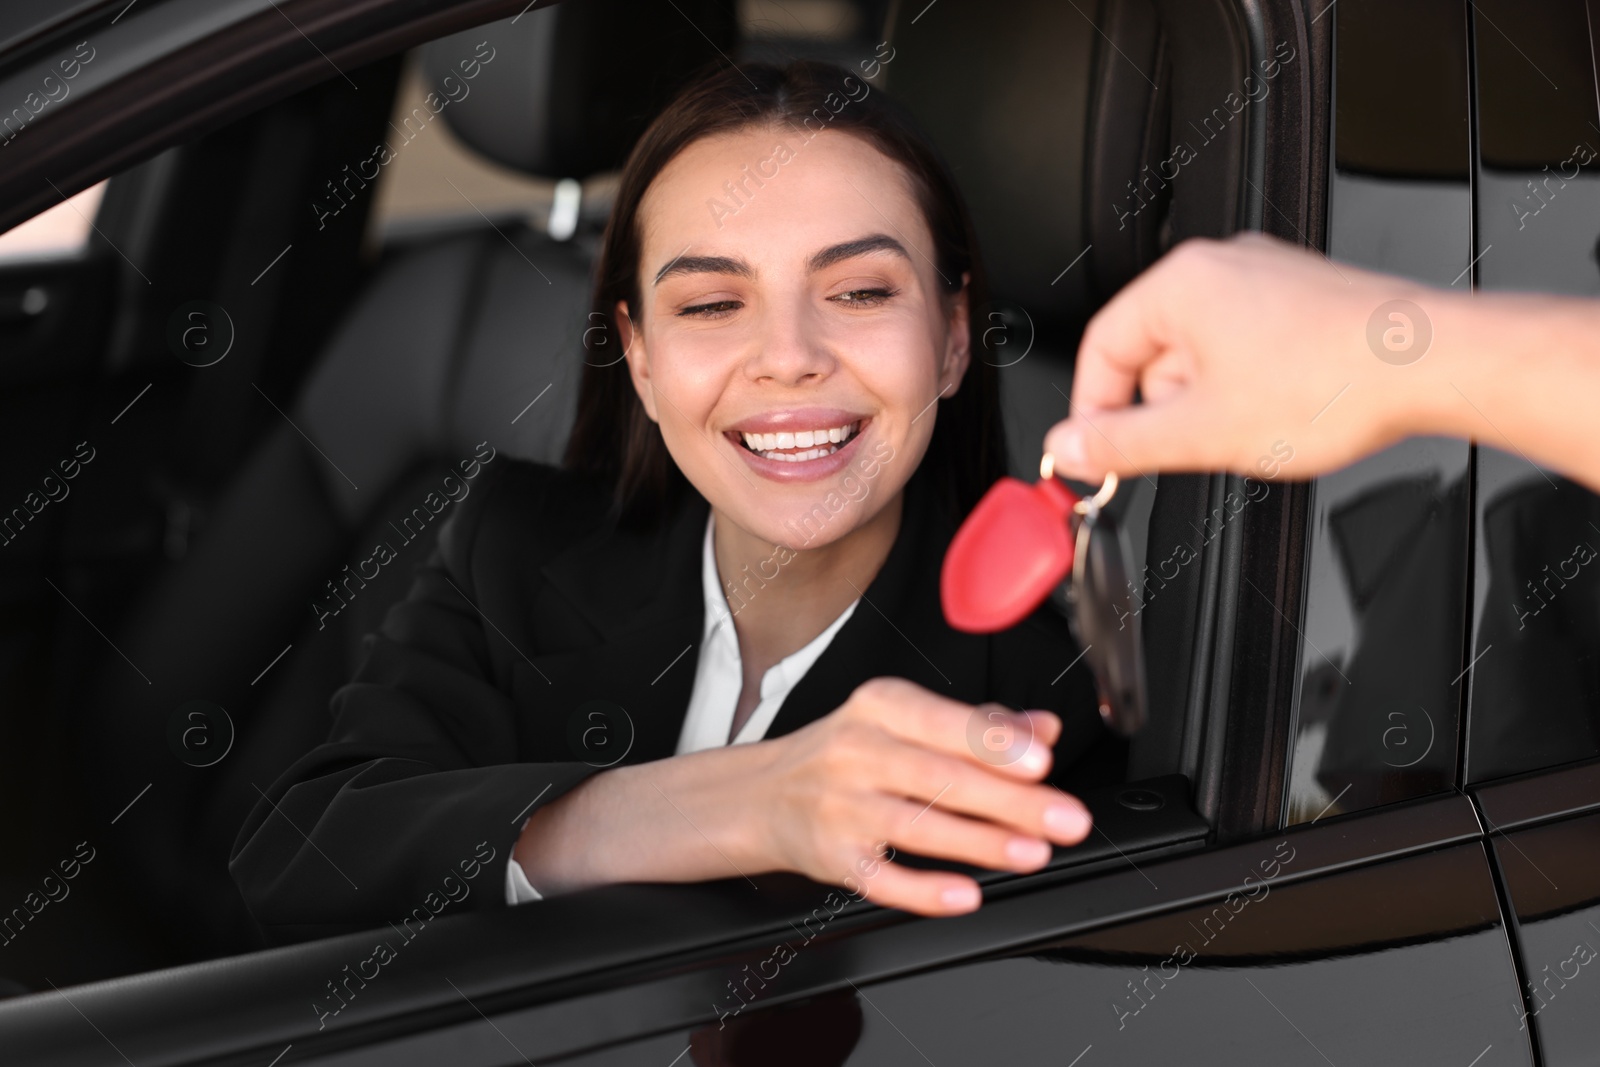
[{"x1": 676, "y1": 511, "x2": 859, "y2": 753}]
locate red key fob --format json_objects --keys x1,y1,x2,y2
[
  {"x1": 942, "y1": 465, "x2": 1148, "y2": 737},
  {"x1": 940, "y1": 475, "x2": 1081, "y2": 633}
]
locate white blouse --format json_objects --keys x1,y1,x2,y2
[{"x1": 507, "y1": 510, "x2": 859, "y2": 903}]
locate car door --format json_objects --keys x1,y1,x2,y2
[
  {"x1": 1461, "y1": 2, "x2": 1600, "y2": 1064},
  {"x1": 517, "y1": 804, "x2": 1522, "y2": 1067}
]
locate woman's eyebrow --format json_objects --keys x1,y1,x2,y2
[
  {"x1": 807, "y1": 234, "x2": 910, "y2": 273},
  {"x1": 651, "y1": 234, "x2": 911, "y2": 286},
  {"x1": 653, "y1": 254, "x2": 752, "y2": 286}
]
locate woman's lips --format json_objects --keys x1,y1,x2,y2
[{"x1": 725, "y1": 417, "x2": 873, "y2": 483}]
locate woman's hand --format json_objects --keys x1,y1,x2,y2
[
  {"x1": 514, "y1": 676, "x2": 1093, "y2": 917},
  {"x1": 1043, "y1": 232, "x2": 1460, "y2": 483},
  {"x1": 745, "y1": 676, "x2": 1093, "y2": 914}
]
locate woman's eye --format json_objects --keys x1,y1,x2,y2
[
  {"x1": 677, "y1": 299, "x2": 742, "y2": 318},
  {"x1": 830, "y1": 287, "x2": 898, "y2": 308}
]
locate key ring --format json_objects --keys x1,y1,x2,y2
[
  {"x1": 939, "y1": 456, "x2": 1147, "y2": 736},
  {"x1": 1039, "y1": 453, "x2": 1118, "y2": 517}
]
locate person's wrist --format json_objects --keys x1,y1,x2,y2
[
  {"x1": 1380, "y1": 282, "x2": 1480, "y2": 442},
  {"x1": 510, "y1": 796, "x2": 565, "y2": 893},
  {"x1": 699, "y1": 739, "x2": 781, "y2": 876}
]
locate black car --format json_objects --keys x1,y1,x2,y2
[{"x1": 1, "y1": 0, "x2": 1598, "y2": 1063}]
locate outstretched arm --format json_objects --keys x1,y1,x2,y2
[{"x1": 1043, "y1": 232, "x2": 1600, "y2": 495}]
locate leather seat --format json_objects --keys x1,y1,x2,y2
[{"x1": 79, "y1": 0, "x2": 738, "y2": 958}]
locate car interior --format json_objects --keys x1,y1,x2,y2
[{"x1": 0, "y1": 0, "x2": 1267, "y2": 996}]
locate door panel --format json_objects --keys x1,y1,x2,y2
[
  {"x1": 843, "y1": 845, "x2": 1521, "y2": 1066},
  {"x1": 1490, "y1": 809, "x2": 1600, "y2": 1065},
  {"x1": 546, "y1": 841, "x2": 1530, "y2": 1066}
]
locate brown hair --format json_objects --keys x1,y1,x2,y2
[{"x1": 563, "y1": 58, "x2": 1008, "y2": 528}]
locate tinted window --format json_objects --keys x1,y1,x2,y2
[
  {"x1": 1465, "y1": 0, "x2": 1600, "y2": 782},
  {"x1": 1284, "y1": 0, "x2": 1472, "y2": 825}
]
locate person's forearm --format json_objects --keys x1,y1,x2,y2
[
  {"x1": 1414, "y1": 288, "x2": 1600, "y2": 494},
  {"x1": 511, "y1": 743, "x2": 774, "y2": 896}
]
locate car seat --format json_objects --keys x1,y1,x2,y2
[
  {"x1": 79, "y1": 0, "x2": 1220, "y2": 960},
  {"x1": 77, "y1": 0, "x2": 738, "y2": 958}
]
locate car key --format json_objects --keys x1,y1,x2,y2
[
  {"x1": 940, "y1": 456, "x2": 1149, "y2": 736},
  {"x1": 1057, "y1": 464, "x2": 1148, "y2": 736}
]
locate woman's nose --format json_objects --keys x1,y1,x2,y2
[{"x1": 745, "y1": 302, "x2": 836, "y2": 384}]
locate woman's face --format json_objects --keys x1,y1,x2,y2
[{"x1": 618, "y1": 123, "x2": 970, "y2": 550}]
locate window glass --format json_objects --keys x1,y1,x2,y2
[
  {"x1": 1284, "y1": 0, "x2": 1472, "y2": 824},
  {"x1": 1465, "y1": 0, "x2": 1600, "y2": 783}
]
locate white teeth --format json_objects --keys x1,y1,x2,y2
[
  {"x1": 739, "y1": 420, "x2": 861, "y2": 461},
  {"x1": 764, "y1": 446, "x2": 833, "y2": 462}
]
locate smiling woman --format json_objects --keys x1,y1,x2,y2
[{"x1": 231, "y1": 58, "x2": 1119, "y2": 932}]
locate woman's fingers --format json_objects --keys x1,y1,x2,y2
[
  {"x1": 834, "y1": 678, "x2": 1091, "y2": 845},
  {"x1": 770, "y1": 679, "x2": 1099, "y2": 912},
  {"x1": 867, "y1": 740, "x2": 1092, "y2": 846},
  {"x1": 845, "y1": 859, "x2": 983, "y2": 917},
  {"x1": 871, "y1": 796, "x2": 1055, "y2": 875},
  {"x1": 848, "y1": 678, "x2": 1062, "y2": 782}
]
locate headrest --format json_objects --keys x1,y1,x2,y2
[
  {"x1": 882, "y1": 0, "x2": 1164, "y2": 334},
  {"x1": 418, "y1": 0, "x2": 740, "y2": 180}
]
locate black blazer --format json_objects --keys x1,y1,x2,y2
[{"x1": 230, "y1": 458, "x2": 1119, "y2": 938}]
